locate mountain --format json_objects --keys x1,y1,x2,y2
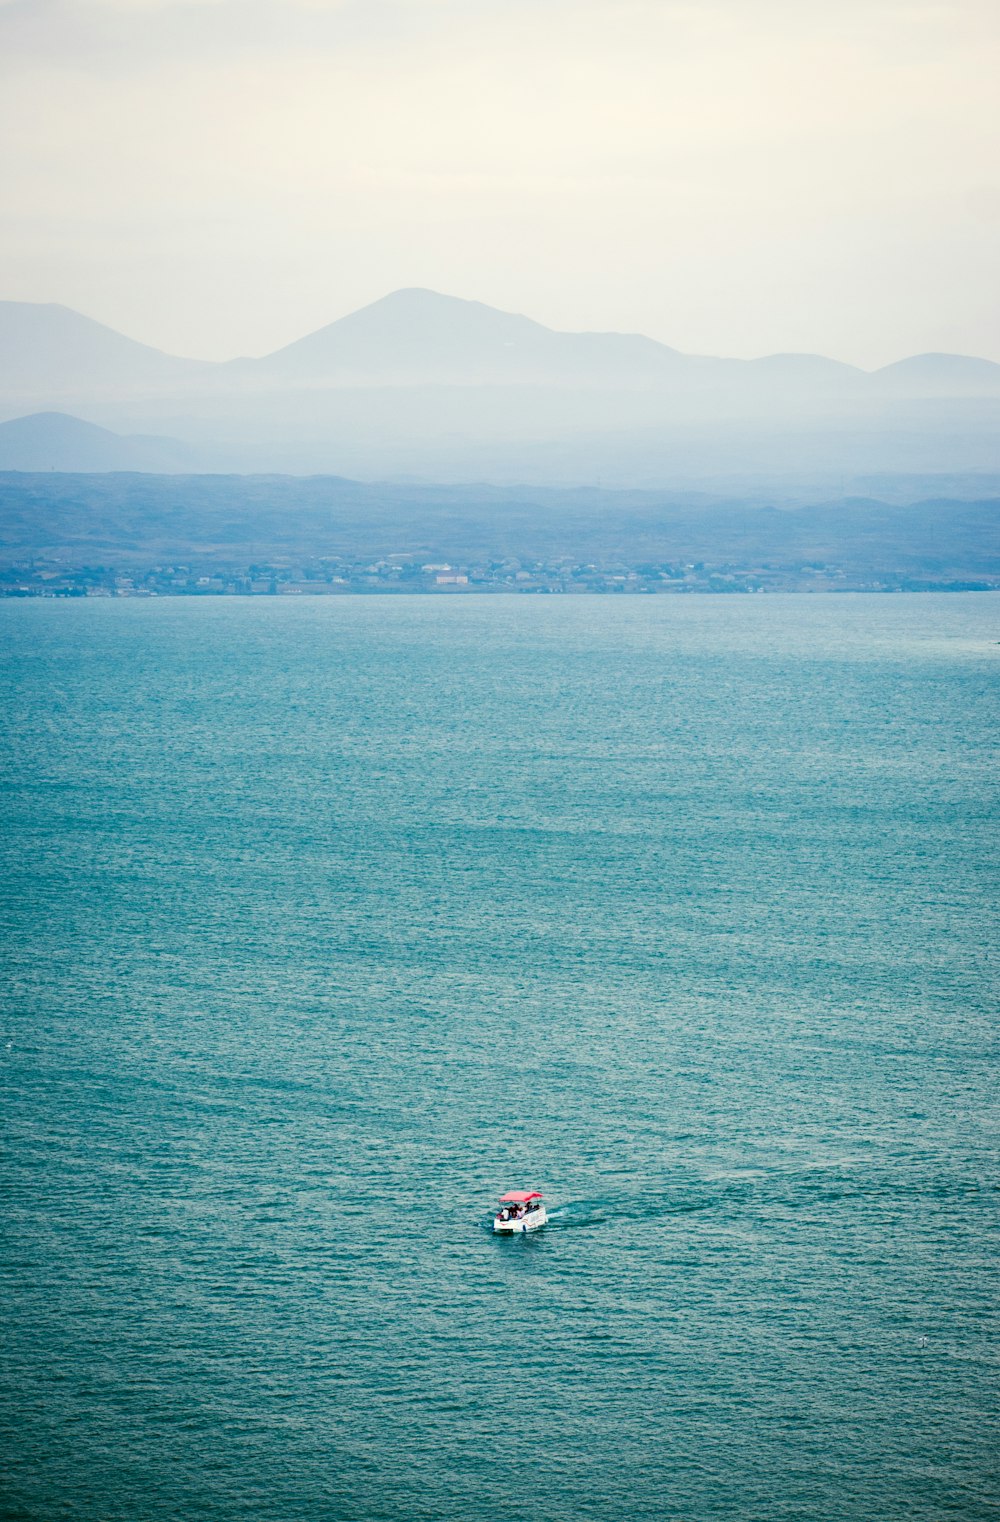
[
  {"x1": 241, "y1": 292, "x2": 1000, "y2": 402},
  {"x1": 4, "y1": 290, "x2": 999, "y2": 402},
  {"x1": 870, "y1": 353, "x2": 1000, "y2": 397},
  {"x1": 0, "y1": 302, "x2": 211, "y2": 403},
  {"x1": 238, "y1": 287, "x2": 689, "y2": 388},
  {"x1": 0, "y1": 412, "x2": 199, "y2": 473},
  {"x1": 1, "y1": 291, "x2": 999, "y2": 487}
]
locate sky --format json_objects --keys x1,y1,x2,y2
[{"x1": 1, "y1": 0, "x2": 998, "y2": 367}]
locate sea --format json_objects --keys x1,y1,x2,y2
[{"x1": 1, "y1": 593, "x2": 997, "y2": 1522}]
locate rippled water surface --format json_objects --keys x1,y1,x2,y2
[{"x1": 1, "y1": 595, "x2": 998, "y2": 1521}]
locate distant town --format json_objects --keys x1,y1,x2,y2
[
  {"x1": 3, "y1": 555, "x2": 995, "y2": 597},
  {"x1": 2, "y1": 472, "x2": 997, "y2": 597}
]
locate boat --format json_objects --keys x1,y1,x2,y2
[{"x1": 493, "y1": 1190, "x2": 547, "y2": 1233}]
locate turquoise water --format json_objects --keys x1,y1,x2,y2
[{"x1": 1, "y1": 595, "x2": 997, "y2": 1522}]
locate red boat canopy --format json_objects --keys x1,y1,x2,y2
[{"x1": 499, "y1": 1191, "x2": 542, "y2": 1204}]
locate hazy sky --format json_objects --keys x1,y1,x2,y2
[{"x1": 1, "y1": 0, "x2": 998, "y2": 366}]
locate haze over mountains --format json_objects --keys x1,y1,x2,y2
[{"x1": 2, "y1": 289, "x2": 999, "y2": 486}]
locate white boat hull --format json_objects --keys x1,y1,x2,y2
[{"x1": 494, "y1": 1207, "x2": 548, "y2": 1233}]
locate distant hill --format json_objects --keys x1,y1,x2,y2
[
  {"x1": 1, "y1": 470, "x2": 997, "y2": 588},
  {"x1": 0, "y1": 412, "x2": 199, "y2": 473},
  {"x1": 0, "y1": 302, "x2": 211, "y2": 402},
  {"x1": 870, "y1": 353, "x2": 1000, "y2": 397}
]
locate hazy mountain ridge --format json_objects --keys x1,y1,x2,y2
[
  {"x1": 4, "y1": 288, "x2": 998, "y2": 399},
  {"x1": 0, "y1": 301, "x2": 212, "y2": 398},
  {"x1": 0, "y1": 412, "x2": 204, "y2": 473},
  {"x1": 6, "y1": 402, "x2": 1000, "y2": 492},
  {"x1": 235, "y1": 289, "x2": 692, "y2": 389},
  {"x1": 2, "y1": 290, "x2": 999, "y2": 486}
]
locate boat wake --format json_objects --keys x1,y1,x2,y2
[
  {"x1": 487, "y1": 1160, "x2": 882, "y2": 1234},
  {"x1": 545, "y1": 1188, "x2": 718, "y2": 1228},
  {"x1": 542, "y1": 1200, "x2": 610, "y2": 1229}
]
